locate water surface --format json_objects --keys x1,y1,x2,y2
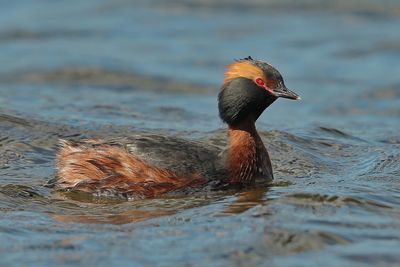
[{"x1": 1, "y1": 1, "x2": 400, "y2": 266}]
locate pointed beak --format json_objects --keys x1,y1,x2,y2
[{"x1": 273, "y1": 86, "x2": 301, "y2": 100}]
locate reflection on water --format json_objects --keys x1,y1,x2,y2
[
  {"x1": 1, "y1": 0, "x2": 400, "y2": 266},
  {"x1": 51, "y1": 186, "x2": 270, "y2": 224},
  {"x1": 222, "y1": 188, "x2": 269, "y2": 215},
  {"x1": 52, "y1": 210, "x2": 176, "y2": 225}
]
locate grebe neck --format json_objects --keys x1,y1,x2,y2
[{"x1": 226, "y1": 119, "x2": 273, "y2": 184}]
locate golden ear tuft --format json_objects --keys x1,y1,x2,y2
[{"x1": 223, "y1": 61, "x2": 265, "y2": 85}]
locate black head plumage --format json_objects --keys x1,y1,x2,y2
[
  {"x1": 218, "y1": 57, "x2": 298, "y2": 126},
  {"x1": 218, "y1": 77, "x2": 277, "y2": 126}
]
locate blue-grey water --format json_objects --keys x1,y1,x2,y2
[{"x1": 1, "y1": 0, "x2": 400, "y2": 266}]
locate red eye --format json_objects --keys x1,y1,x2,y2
[{"x1": 255, "y1": 78, "x2": 265, "y2": 86}]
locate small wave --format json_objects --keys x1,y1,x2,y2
[
  {"x1": 263, "y1": 228, "x2": 351, "y2": 256},
  {"x1": 150, "y1": 0, "x2": 400, "y2": 18},
  {"x1": 363, "y1": 84, "x2": 400, "y2": 100},
  {"x1": 0, "y1": 184, "x2": 51, "y2": 214},
  {"x1": 317, "y1": 126, "x2": 355, "y2": 138},
  {"x1": 365, "y1": 152, "x2": 400, "y2": 176},
  {"x1": 0, "y1": 113, "x2": 32, "y2": 127},
  {"x1": 0, "y1": 184, "x2": 42, "y2": 199},
  {"x1": 0, "y1": 29, "x2": 96, "y2": 43},
  {"x1": 2, "y1": 68, "x2": 215, "y2": 94},
  {"x1": 261, "y1": 129, "x2": 369, "y2": 178},
  {"x1": 285, "y1": 192, "x2": 395, "y2": 210},
  {"x1": 380, "y1": 136, "x2": 400, "y2": 144}
]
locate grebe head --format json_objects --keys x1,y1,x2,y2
[{"x1": 218, "y1": 56, "x2": 300, "y2": 126}]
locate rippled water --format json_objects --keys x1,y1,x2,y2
[{"x1": 1, "y1": 0, "x2": 400, "y2": 266}]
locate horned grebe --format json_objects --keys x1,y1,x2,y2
[{"x1": 55, "y1": 57, "x2": 300, "y2": 199}]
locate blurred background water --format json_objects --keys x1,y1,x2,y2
[{"x1": 1, "y1": 0, "x2": 400, "y2": 266}]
